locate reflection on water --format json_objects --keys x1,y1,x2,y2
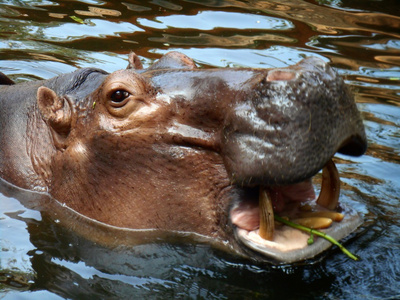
[{"x1": 1, "y1": 0, "x2": 399, "y2": 299}]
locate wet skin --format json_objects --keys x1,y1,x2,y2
[{"x1": 0, "y1": 52, "x2": 366, "y2": 263}]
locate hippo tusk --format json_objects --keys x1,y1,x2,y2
[
  {"x1": 259, "y1": 187, "x2": 275, "y2": 240},
  {"x1": 316, "y1": 159, "x2": 340, "y2": 210}
]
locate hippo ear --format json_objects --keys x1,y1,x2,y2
[
  {"x1": 126, "y1": 52, "x2": 143, "y2": 70},
  {"x1": 37, "y1": 86, "x2": 72, "y2": 149}
]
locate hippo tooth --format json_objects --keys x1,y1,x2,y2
[
  {"x1": 291, "y1": 217, "x2": 333, "y2": 229},
  {"x1": 259, "y1": 187, "x2": 275, "y2": 241},
  {"x1": 316, "y1": 159, "x2": 340, "y2": 210},
  {"x1": 297, "y1": 211, "x2": 344, "y2": 222}
]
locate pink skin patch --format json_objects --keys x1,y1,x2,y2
[
  {"x1": 231, "y1": 201, "x2": 259, "y2": 231},
  {"x1": 266, "y1": 70, "x2": 296, "y2": 81},
  {"x1": 230, "y1": 179, "x2": 315, "y2": 231}
]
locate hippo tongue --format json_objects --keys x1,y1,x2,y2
[{"x1": 268, "y1": 179, "x2": 316, "y2": 213}]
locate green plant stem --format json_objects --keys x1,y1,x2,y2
[{"x1": 274, "y1": 215, "x2": 359, "y2": 261}]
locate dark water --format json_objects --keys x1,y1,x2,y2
[{"x1": 1, "y1": 0, "x2": 399, "y2": 299}]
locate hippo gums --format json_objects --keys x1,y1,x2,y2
[{"x1": 0, "y1": 52, "x2": 367, "y2": 263}]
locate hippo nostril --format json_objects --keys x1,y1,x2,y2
[
  {"x1": 266, "y1": 70, "x2": 297, "y2": 82},
  {"x1": 338, "y1": 134, "x2": 368, "y2": 156}
]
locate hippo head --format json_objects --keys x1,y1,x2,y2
[{"x1": 0, "y1": 52, "x2": 367, "y2": 263}]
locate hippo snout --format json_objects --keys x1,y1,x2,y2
[{"x1": 222, "y1": 57, "x2": 366, "y2": 186}]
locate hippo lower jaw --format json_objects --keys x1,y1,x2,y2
[{"x1": 230, "y1": 159, "x2": 362, "y2": 264}]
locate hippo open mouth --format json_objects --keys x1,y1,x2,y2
[{"x1": 230, "y1": 159, "x2": 363, "y2": 263}]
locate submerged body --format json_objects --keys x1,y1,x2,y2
[{"x1": 0, "y1": 52, "x2": 366, "y2": 263}]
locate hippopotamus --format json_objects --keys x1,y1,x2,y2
[{"x1": 0, "y1": 52, "x2": 367, "y2": 263}]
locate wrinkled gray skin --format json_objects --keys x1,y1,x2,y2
[{"x1": 0, "y1": 52, "x2": 366, "y2": 263}]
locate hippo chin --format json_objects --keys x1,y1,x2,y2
[{"x1": 0, "y1": 52, "x2": 367, "y2": 264}]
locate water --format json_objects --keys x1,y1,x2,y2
[{"x1": 1, "y1": 0, "x2": 399, "y2": 298}]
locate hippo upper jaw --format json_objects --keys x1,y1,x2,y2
[{"x1": 222, "y1": 57, "x2": 367, "y2": 187}]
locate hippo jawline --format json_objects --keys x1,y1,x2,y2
[{"x1": 229, "y1": 159, "x2": 362, "y2": 264}]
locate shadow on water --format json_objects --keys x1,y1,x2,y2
[{"x1": 1, "y1": 0, "x2": 400, "y2": 299}]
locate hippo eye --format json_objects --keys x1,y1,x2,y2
[{"x1": 110, "y1": 90, "x2": 130, "y2": 104}]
